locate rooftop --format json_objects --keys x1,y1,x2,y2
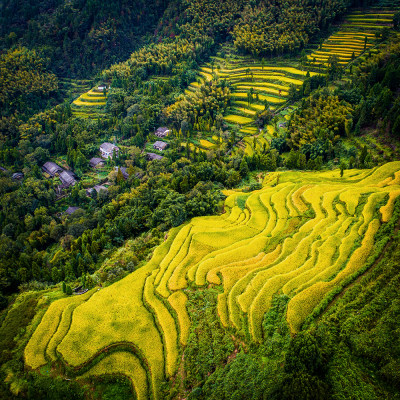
[
  {"x1": 155, "y1": 127, "x2": 170, "y2": 137},
  {"x1": 64, "y1": 206, "x2": 82, "y2": 215},
  {"x1": 153, "y1": 141, "x2": 169, "y2": 150},
  {"x1": 147, "y1": 152, "x2": 164, "y2": 161},
  {"x1": 100, "y1": 142, "x2": 119, "y2": 153},
  {"x1": 43, "y1": 161, "x2": 63, "y2": 176},
  {"x1": 59, "y1": 170, "x2": 77, "y2": 187},
  {"x1": 89, "y1": 157, "x2": 106, "y2": 167}
]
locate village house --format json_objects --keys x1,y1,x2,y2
[
  {"x1": 59, "y1": 170, "x2": 77, "y2": 188},
  {"x1": 86, "y1": 185, "x2": 108, "y2": 197},
  {"x1": 42, "y1": 161, "x2": 63, "y2": 177},
  {"x1": 155, "y1": 127, "x2": 170, "y2": 138},
  {"x1": 153, "y1": 141, "x2": 169, "y2": 151},
  {"x1": 64, "y1": 206, "x2": 82, "y2": 216},
  {"x1": 89, "y1": 157, "x2": 106, "y2": 168},
  {"x1": 12, "y1": 172, "x2": 24, "y2": 180},
  {"x1": 100, "y1": 142, "x2": 119, "y2": 159},
  {"x1": 146, "y1": 152, "x2": 164, "y2": 161},
  {"x1": 97, "y1": 83, "x2": 108, "y2": 91}
]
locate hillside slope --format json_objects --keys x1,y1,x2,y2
[
  {"x1": 24, "y1": 161, "x2": 400, "y2": 399},
  {"x1": 0, "y1": 0, "x2": 168, "y2": 77}
]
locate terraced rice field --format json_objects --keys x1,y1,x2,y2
[
  {"x1": 189, "y1": 51, "x2": 315, "y2": 136},
  {"x1": 306, "y1": 11, "x2": 394, "y2": 68},
  {"x1": 71, "y1": 88, "x2": 108, "y2": 119},
  {"x1": 25, "y1": 162, "x2": 400, "y2": 399},
  {"x1": 188, "y1": 10, "x2": 394, "y2": 151}
]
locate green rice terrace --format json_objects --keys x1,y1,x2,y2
[
  {"x1": 24, "y1": 161, "x2": 400, "y2": 400},
  {"x1": 71, "y1": 87, "x2": 108, "y2": 119},
  {"x1": 183, "y1": 9, "x2": 395, "y2": 156},
  {"x1": 306, "y1": 10, "x2": 395, "y2": 68},
  {"x1": 186, "y1": 50, "x2": 314, "y2": 138}
]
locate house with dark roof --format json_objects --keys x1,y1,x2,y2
[
  {"x1": 155, "y1": 127, "x2": 170, "y2": 138},
  {"x1": 146, "y1": 152, "x2": 164, "y2": 161},
  {"x1": 42, "y1": 161, "x2": 63, "y2": 177},
  {"x1": 12, "y1": 172, "x2": 24, "y2": 180},
  {"x1": 64, "y1": 206, "x2": 82, "y2": 216},
  {"x1": 100, "y1": 142, "x2": 119, "y2": 159},
  {"x1": 153, "y1": 141, "x2": 169, "y2": 151},
  {"x1": 97, "y1": 83, "x2": 109, "y2": 91},
  {"x1": 89, "y1": 157, "x2": 106, "y2": 168},
  {"x1": 86, "y1": 185, "x2": 108, "y2": 197},
  {"x1": 59, "y1": 170, "x2": 77, "y2": 188}
]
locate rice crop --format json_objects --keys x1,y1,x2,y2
[
  {"x1": 380, "y1": 190, "x2": 400, "y2": 222},
  {"x1": 168, "y1": 292, "x2": 191, "y2": 345},
  {"x1": 25, "y1": 295, "x2": 84, "y2": 369},
  {"x1": 224, "y1": 114, "x2": 253, "y2": 124},
  {"x1": 24, "y1": 160, "x2": 400, "y2": 394},
  {"x1": 200, "y1": 139, "x2": 215, "y2": 148},
  {"x1": 144, "y1": 272, "x2": 179, "y2": 377},
  {"x1": 78, "y1": 352, "x2": 149, "y2": 400},
  {"x1": 46, "y1": 290, "x2": 95, "y2": 361}
]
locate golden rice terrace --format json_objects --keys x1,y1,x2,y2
[{"x1": 25, "y1": 162, "x2": 400, "y2": 399}]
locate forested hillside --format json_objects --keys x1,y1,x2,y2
[
  {"x1": 1, "y1": 0, "x2": 400, "y2": 398},
  {"x1": 0, "y1": 0, "x2": 169, "y2": 77}
]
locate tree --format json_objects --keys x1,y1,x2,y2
[
  {"x1": 327, "y1": 55, "x2": 341, "y2": 80},
  {"x1": 394, "y1": 11, "x2": 400, "y2": 31},
  {"x1": 392, "y1": 115, "x2": 400, "y2": 137},
  {"x1": 62, "y1": 281, "x2": 66, "y2": 293},
  {"x1": 340, "y1": 161, "x2": 346, "y2": 177},
  {"x1": 51, "y1": 267, "x2": 60, "y2": 283},
  {"x1": 239, "y1": 158, "x2": 249, "y2": 178},
  {"x1": 181, "y1": 119, "x2": 190, "y2": 137},
  {"x1": 304, "y1": 82, "x2": 311, "y2": 97},
  {"x1": 116, "y1": 167, "x2": 124, "y2": 184}
]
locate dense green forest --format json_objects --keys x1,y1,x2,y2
[
  {"x1": 0, "y1": 0, "x2": 169, "y2": 77},
  {"x1": 1, "y1": 0, "x2": 400, "y2": 398}
]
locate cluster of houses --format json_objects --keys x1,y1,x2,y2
[
  {"x1": 146, "y1": 127, "x2": 170, "y2": 161},
  {"x1": 0, "y1": 166, "x2": 24, "y2": 181},
  {"x1": 43, "y1": 127, "x2": 171, "y2": 206},
  {"x1": 42, "y1": 162, "x2": 77, "y2": 194}
]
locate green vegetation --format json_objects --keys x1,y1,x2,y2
[
  {"x1": 1, "y1": 1, "x2": 400, "y2": 399},
  {"x1": 22, "y1": 162, "x2": 400, "y2": 399},
  {"x1": 0, "y1": 0, "x2": 168, "y2": 77}
]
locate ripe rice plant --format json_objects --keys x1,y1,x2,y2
[
  {"x1": 25, "y1": 293, "x2": 93, "y2": 369},
  {"x1": 196, "y1": 236, "x2": 269, "y2": 286},
  {"x1": 200, "y1": 139, "x2": 215, "y2": 148},
  {"x1": 286, "y1": 218, "x2": 380, "y2": 333},
  {"x1": 78, "y1": 352, "x2": 149, "y2": 400},
  {"x1": 46, "y1": 289, "x2": 95, "y2": 361},
  {"x1": 380, "y1": 190, "x2": 400, "y2": 222},
  {"x1": 73, "y1": 98, "x2": 106, "y2": 106},
  {"x1": 226, "y1": 246, "x2": 282, "y2": 329},
  {"x1": 357, "y1": 192, "x2": 387, "y2": 236},
  {"x1": 168, "y1": 292, "x2": 190, "y2": 345},
  {"x1": 24, "y1": 160, "x2": 400, "y2": 396},
  {"x1": 56, "y1": 267, "x2": 166, "y2": 399},
  {"x1": 282, "y1": 235, "x2": 339, "y2": 296},
  {"x1": 291, "y1": 185, "x2": 312, "y2": 213},
  {"x1": 156, "y1": 228, "x2": 194, "y2": 298},
  {"x1": 154, "y1": 224, "x2": 192, "y2": 287},
  {"x1": 224, "y1": 114, "x2": 253, "y2": 124},
  {"x1": 144, "y1": 272, "x2": 179, "y2": 377}
]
